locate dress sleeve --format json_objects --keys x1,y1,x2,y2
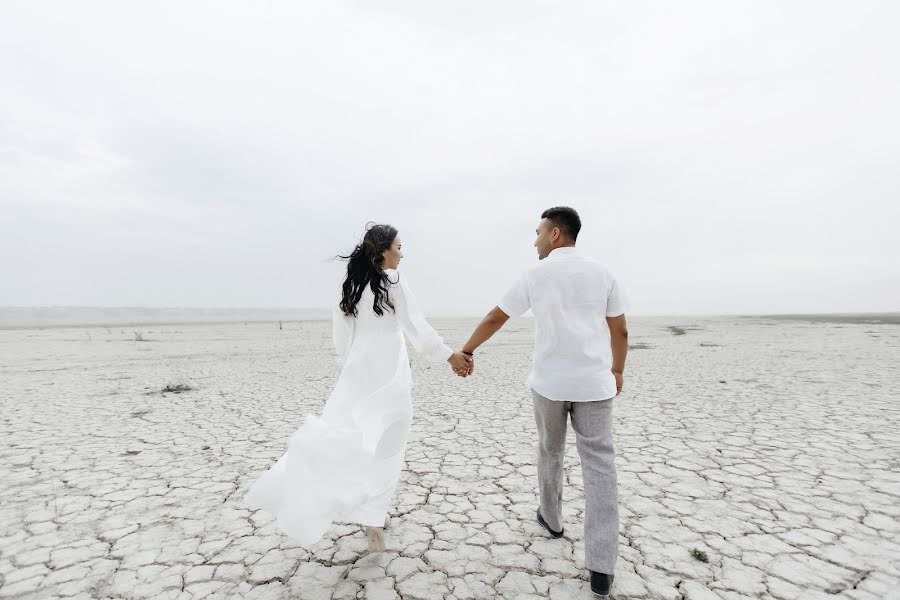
[
  {"x1": 392, "y1": 273, "x2": 454, "y2": 363},
  {"x1": 332, "y1": 302, "x2": 355, "y2": 367}
]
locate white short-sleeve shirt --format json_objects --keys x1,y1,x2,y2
[{"x1": 498, "y1": 246, "x2": 627, "y2": 402}]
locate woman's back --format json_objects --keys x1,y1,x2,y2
[{"x1": 352, "y1": 279, "x2": 403, "y2": 336}]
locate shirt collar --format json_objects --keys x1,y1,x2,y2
[{"x1": 548, "y1": 246, "x2": 577, "y2": 258}]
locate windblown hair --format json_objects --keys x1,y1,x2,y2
[
  {"x1": 338, "y1": 223, "x2": 399, "y2": 318},
  {"x1": 541, "y1": 206, "x2": 582, "y2": 241}
]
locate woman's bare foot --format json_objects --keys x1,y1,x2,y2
[{"x1": 366, "y1": 526, "x2": 385, "y2": 553}]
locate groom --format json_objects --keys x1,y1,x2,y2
[{"x1": 455, "y1": 207, "x2": 628, "y2": 597}]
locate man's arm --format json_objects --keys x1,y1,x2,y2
[
  {"x1": 461, "y1": 306, "x2": 510, "y2": 371},
  {"x1": 607, "y1": 314, "x2": 628, "y2": 394}
]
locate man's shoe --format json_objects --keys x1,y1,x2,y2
[
  {"x1": 536, "y1": 509, "x2": 564, "y2": 538},
  {"x1": 590, "y1": 572, "x2": 614, "y2": 597}
]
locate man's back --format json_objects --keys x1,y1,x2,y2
[{"x1": 499, "y1": 247, "x2": 626, "y2": 402}]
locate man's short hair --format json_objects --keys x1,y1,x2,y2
[{"x1": 541, "y1": 206, "x2": 582, "y2": 241}]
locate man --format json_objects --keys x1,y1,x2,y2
[{"x1": 456, "y1": 206, "x2": 628, "y2": 597}]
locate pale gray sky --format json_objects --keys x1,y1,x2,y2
[{"x1": 2, "y1": 1, "x2": 898, "y2": 316}]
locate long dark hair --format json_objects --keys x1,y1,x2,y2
[{"x1": 338, "y1": 223, "x2": 399, "y2": 317}]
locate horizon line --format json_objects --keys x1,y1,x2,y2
[{"x1": 2, "y1": 305, "x2": 899, "y2": 317}]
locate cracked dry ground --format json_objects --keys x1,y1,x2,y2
[{"x1": 1, "y1": 316, "x2": 899, "y2": 600}]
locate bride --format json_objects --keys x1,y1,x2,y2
[{"x1": 244, "y1": 223, "x2": 473, "y2": 552}]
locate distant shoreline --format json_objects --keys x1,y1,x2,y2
[
  {"x1": 0, "y1": 307, "x2": 329, "y2": 331},
  {"x1": 0, "y1": 307, "x2": 897, "y2": 330},
  {"x1": 746, "y1": 313, "x2": 900, "y2": 325},
  {"x1": 0, "y1": 318, "x2": 331, "y2": 331}
]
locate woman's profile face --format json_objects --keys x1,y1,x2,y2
[{"x1": 382, "y1": 237, "x2": 403, "y2": 270}]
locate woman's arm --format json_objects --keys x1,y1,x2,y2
[
  {"x1": 392, "y1": 274, "x2": 455, "y2": 362},
  {"x1": 332, "y1": 303, "x2": 355, "y2": 367},
  {"x1": 392, "y1": 274, "x2": 472, "y2": 375}
]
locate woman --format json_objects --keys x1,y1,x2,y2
[{"x1": 244, "y1": 223, "x2": 473, "y2": 552}]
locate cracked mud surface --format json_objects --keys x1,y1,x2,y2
[{"x1": 1, "y1": 317, "x2": 899, "y2": 599}]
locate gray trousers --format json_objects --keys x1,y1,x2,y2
[{"x1": 532, "y1": 389, "x2": 618, "y2": 573}]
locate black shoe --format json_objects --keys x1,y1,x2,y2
[
  {"x1": 590, "y1": 572, "x2": 614, "y2": 596},
  {"x1": 536, "y1": 509, "x2": 564, "y2": 538}
]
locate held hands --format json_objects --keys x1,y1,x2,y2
[{"x1": 448, "y1": 352, "x2": 474, "y2": 377}]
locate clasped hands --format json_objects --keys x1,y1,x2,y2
[{"x1": 448, "y1": 352, "x2": 474, "y2": 377}]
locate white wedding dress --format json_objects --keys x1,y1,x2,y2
[{"x1": 243, "y1": 269, "x2": 452, "y2": 545}]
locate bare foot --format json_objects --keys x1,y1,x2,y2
[
  {"x1": 384, "y1": 515, "x2": 391, "y2": 529},
  {"x1": 366, "y1": 526, "x2": 385, "y2": 553}
]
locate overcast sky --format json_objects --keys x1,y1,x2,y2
[{"x1": 2, "y1": 1, "x2": 898, "y2": 316}]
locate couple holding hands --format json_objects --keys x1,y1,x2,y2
[{"x1": 245, "y1": 206, "x2": 628, "y2": 597}]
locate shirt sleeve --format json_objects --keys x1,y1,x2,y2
[
  {"x1": 606, "y1": 275, "x2": 628, "y2": 317},
  {"x1": 392, "y1": 274, "x2": 454, "y2": 362},
  {"x1": 497, "y1": 273, "x2": 530, "y2": 318},
  {"x1": 332, "y1": 302, "x2": 355, "y2": 367}
]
